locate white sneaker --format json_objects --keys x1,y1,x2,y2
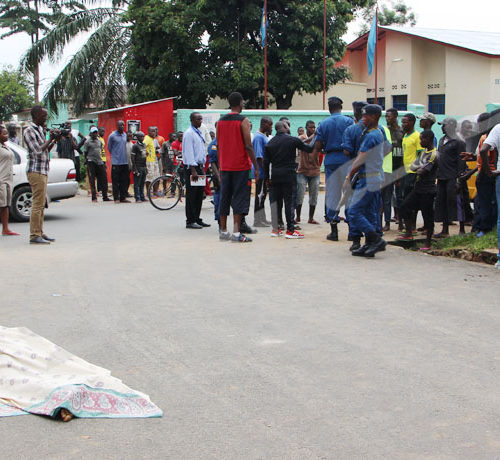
[{"x1": 495, "y1": 261, "x2": 500, "y2": 270}]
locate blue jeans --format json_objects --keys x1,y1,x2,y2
[
  {"x1": 133, "y1": 167, "x2": 146, "y2": 200},
  {"x1": 213, "y1": 190, "x2": 220, "y2": 222},
  {"x1": 349, "y1": 181, "x2": 382, "y2": 236},
  {"x1": 325, "y1": 162, "x2": 350, "y2": 223}
]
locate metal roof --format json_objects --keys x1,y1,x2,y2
[
  {"x1": 89, "y1": 97, "x2": 176, "y2": 115},
  {"x1": 347, "y1": 26, "x2": 500, "y2": 57}
]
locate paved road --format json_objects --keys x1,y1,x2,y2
[{"x1": 2, "y1": 193, "x2": 499, "y2": 459}]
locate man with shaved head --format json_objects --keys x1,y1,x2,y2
[{"x1": 264, "y1": 121, "x2": 314, "y2": 239}]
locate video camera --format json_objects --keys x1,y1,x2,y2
[{"x1": 50, "y1": 123, "x2": 72, "y2": 139}]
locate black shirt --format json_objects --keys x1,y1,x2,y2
[
  {"x1": 389, "y1": 125, "x2": 404, "y2": 171},
  {"x1": 437, "y1": 135, "x2": 466, "y2": 180},
  {"x1": 264, "y1": 133, "x2": 313, "y2": 182},
  {"x1": 131, "y1": 142, "x2": 147, "y2": 169}
]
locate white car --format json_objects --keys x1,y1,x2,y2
[{"x1": 8, "y1": 141, "x2": 79, "y2": 222}]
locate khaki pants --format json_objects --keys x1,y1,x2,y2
[{"x1": 27, "y1": 172, "x2": 47, "y2": 239}]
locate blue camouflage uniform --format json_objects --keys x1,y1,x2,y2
[
  {"x1": 348, "y1": 127, "x2": 387, "y2": 237},
  {"x1": 315, "y1": 113, "x2": 354, "y2": 223}
]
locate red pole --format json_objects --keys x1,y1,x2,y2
[
  {"x1": 264, "y1": 0, "x2": 268, "y2": 109},
  {"x1": 323, "y1": 0, "x2": 327, "y2": 110},
  {"x1": 374, "y1": 5, "x2": 378, "y2": 105}
]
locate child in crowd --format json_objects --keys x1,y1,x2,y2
[
  {"x1": 397, "y1": 129, "x2": 438, "y2": 250},
  {"x1": 131, "y1": 131, "x2": 147, "y2": 202}
]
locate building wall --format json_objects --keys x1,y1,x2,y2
[
  {"x1": 290, "y1": 82, "x2": 367, "y2": 110},
  {"x1": 97, "y1": 99, "x2": 174, "y2": 182},
  {"x1": 384, "y1": 32, "x2": 413, "y2": 106},
  {"x1": 344, "y1": 30, "x2": 500, "y2": 115},
  {"x1": 445, "y1": 47, "x2": 492, "y2": 115},
  {"x1": 207, "y1": 83, "x2": 366, "y2": 112}
]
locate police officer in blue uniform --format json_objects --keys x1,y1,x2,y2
[
  {"x1": 342, "y1": 101, "x2": 368, "y2": 250},
  {"x1": 344, "y1": 104, "x2": 390, "y2": 258},
  {"x1": 313, "y1": 96, "x2": 354, "y2": 241}
]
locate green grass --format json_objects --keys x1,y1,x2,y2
[{"x1": 431, "y1": 228, "x2": 498, "y2": 253}]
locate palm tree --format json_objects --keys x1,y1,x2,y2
[
  {"x1": 21, "y1": 0, "x2": 129, "y2": 114},
  {"x1": 0, "y1": 0, "x2": 70, "y2": 102}
]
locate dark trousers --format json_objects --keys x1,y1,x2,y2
[
  {"x1": 111, "y1": 164, "x2": 129, "y2": 201},
  {"x1": 476, "y1": 175, "x2": 497, "y2": 232},
  {"x1": 435, "y1": 178, "x2": 457, "y2": 223},
  {"x1": 185, "y1": 165, "x2": 204, "y2": 224},
  {"x1": 400, "y1": 190, "x2": 435, "y2": 234},
  {"x1": 87, "y1": 162, "x2": 103, "y2": 200},
  {"x1": 270, "y1": 179, "x2": 294, "y2": 232},
  {"x1": 381, "y1": 173, "x2": 393, "y2": 224},
  {"x1": 74, "y1": 156, "x2": 81, "y2": 182},
  {"x1": 133, "y1": 167, "x2": 147, "y2": 200},
  {"x1": 254, "y1": 178, "x2": 268, "y2": 223},
  {"x1": 98, "y1": 163, "x2": 108, "y2": 196}
]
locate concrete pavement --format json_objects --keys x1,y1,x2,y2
[{"x1": 1, "y1": 193, "x2": 500, "y2": 459}]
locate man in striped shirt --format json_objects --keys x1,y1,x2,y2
[{"x1": 23, "y1": 106, "x2": 59, "y2": 244}]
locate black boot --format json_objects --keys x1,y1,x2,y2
[
  {"x1": 240, "y1": 217, "x2": 257, "y2": 234},
  {"x1": 326, "y1": 223, "x2": 338, "y2": 241},
  {"x1": 349, "y1": 237, "x2": 361, "y2": 252},
  {"x1": 363, "y1": 231, "x2": 387, "y2": 257}
]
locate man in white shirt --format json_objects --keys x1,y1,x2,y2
[
  {"x1": 478, "y1": 119, "x2": 500, "y2": 269},
  {"x1": 183, "y1": 112, "x2": 211, "y2": 229}
]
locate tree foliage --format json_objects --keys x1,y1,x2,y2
[
  {"x1": 358, "y1": 0, "x2": 416, "y2": 35},
  {"x1": 19, "y1": 0, "x2": 373, "y2": 113},
  {"x1": 125, "y1": 0, "x2": 210, "y2": 107},
  {"x1": 0, "y1": 66, "x2": 34, "y2": 121},
  {"x1": 20, "y1": 1, "x2": 129, "y2": 114},
  {"x1": 127, "y1": 0, "x2": 371, "y2": 109},
  {"x1": 0, "y1": 0, "x2": 84, "y2": 102}
]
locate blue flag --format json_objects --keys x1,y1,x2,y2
[
  {"x1": 367, "y1": 14, "x2": 377, "y2": 76},
  {"x1": 260, "y1": 4, "x2": 266, "y2": 47}
]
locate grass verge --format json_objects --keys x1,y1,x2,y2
[{"x1": 431, "y1": 228, "x2": 497, "y2": 253}]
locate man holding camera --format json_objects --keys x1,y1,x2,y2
[
  {"x1": 56, "y1": 121, "x2": 82, "y2": 182},
  {"x1": 23, "y1": 106, "x2": 58, "y2": 244}
]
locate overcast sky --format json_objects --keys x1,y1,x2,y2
[{"x1": 1, "y1": 0, "x2": 499, "y2": 97}]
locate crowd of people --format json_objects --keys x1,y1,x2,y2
[{"x1": 0, "y1": 97, "x2": 499, "y2": 267}]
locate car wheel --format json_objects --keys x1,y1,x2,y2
[{"x1": 10, "y1": 185, "x2": 32, "y2": 222}]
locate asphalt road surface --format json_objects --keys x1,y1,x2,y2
[{"x1": 2, "y1": 193, "x2": 500, "y2": 459}]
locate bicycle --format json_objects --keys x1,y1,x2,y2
[
  {"x1": 148, "y1": 165, "x2": 185, "y2": 210},
  {"x1": 148, "y1": 163, "x2": 216, "y2": 211}
]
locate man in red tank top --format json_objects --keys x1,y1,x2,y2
[{"x1": 216, "y1": 92, "x2": 259, "y2": 243}]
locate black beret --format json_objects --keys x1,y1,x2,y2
[
  {"x1": 352, "y1": 101, "x2": 368, "y2": 110},
  {"x1": 362, "y1": 104, "x2": 382, "y2": 116},
  {"x1": 328, "y1": 96, "x2": 343, "y2": 105}
]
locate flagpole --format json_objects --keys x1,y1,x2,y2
[
  {"x1": 322, "y1": 0, "x2": 327, "y2": 110},
  {"x1": 264, "y1": 0, "x2": 268, "y2": 109},
  {"x1": 374, "y1": 5, "x2": 378, "y2": 105}
]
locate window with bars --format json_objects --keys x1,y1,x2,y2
[
  {"x1": 428, "y1": 94, "x2": 445, "y2": 114},
  {"x1": 392, "y1": 95, "x2": 407, "y2": 111},
  {"x1": 367, "y1": 97, "x2": 386, "y2": 110}
]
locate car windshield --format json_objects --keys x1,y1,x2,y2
[{"x1": 6, "y1": 141, "x2": 23, "y2": 165}]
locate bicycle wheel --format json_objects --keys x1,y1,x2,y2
[{"x1": 148, "y1": 175, "x2": 182, "y2": 210}]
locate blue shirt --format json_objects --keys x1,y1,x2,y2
[
  {"x1": 315, "y1": 113, "x2": 354, "y2": 166},
  {"x1": 108, "y1": 131, "x2": 127, "y2": 165},
  {"x1": 182, "y1": 125, "x2": 206, "y2": 166},
  {"x1": 252, "y1": 132, "x2": 268, "y2": 178},
  {"x1": 358, "y1": 127, "x2": 386, "y2": 191},
  {"x1": 342, "y1": 121, "x2": 365, "y2": 159},
  {"x1": 207, "y1": 138, "x2": 218, "y2": 164}
]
